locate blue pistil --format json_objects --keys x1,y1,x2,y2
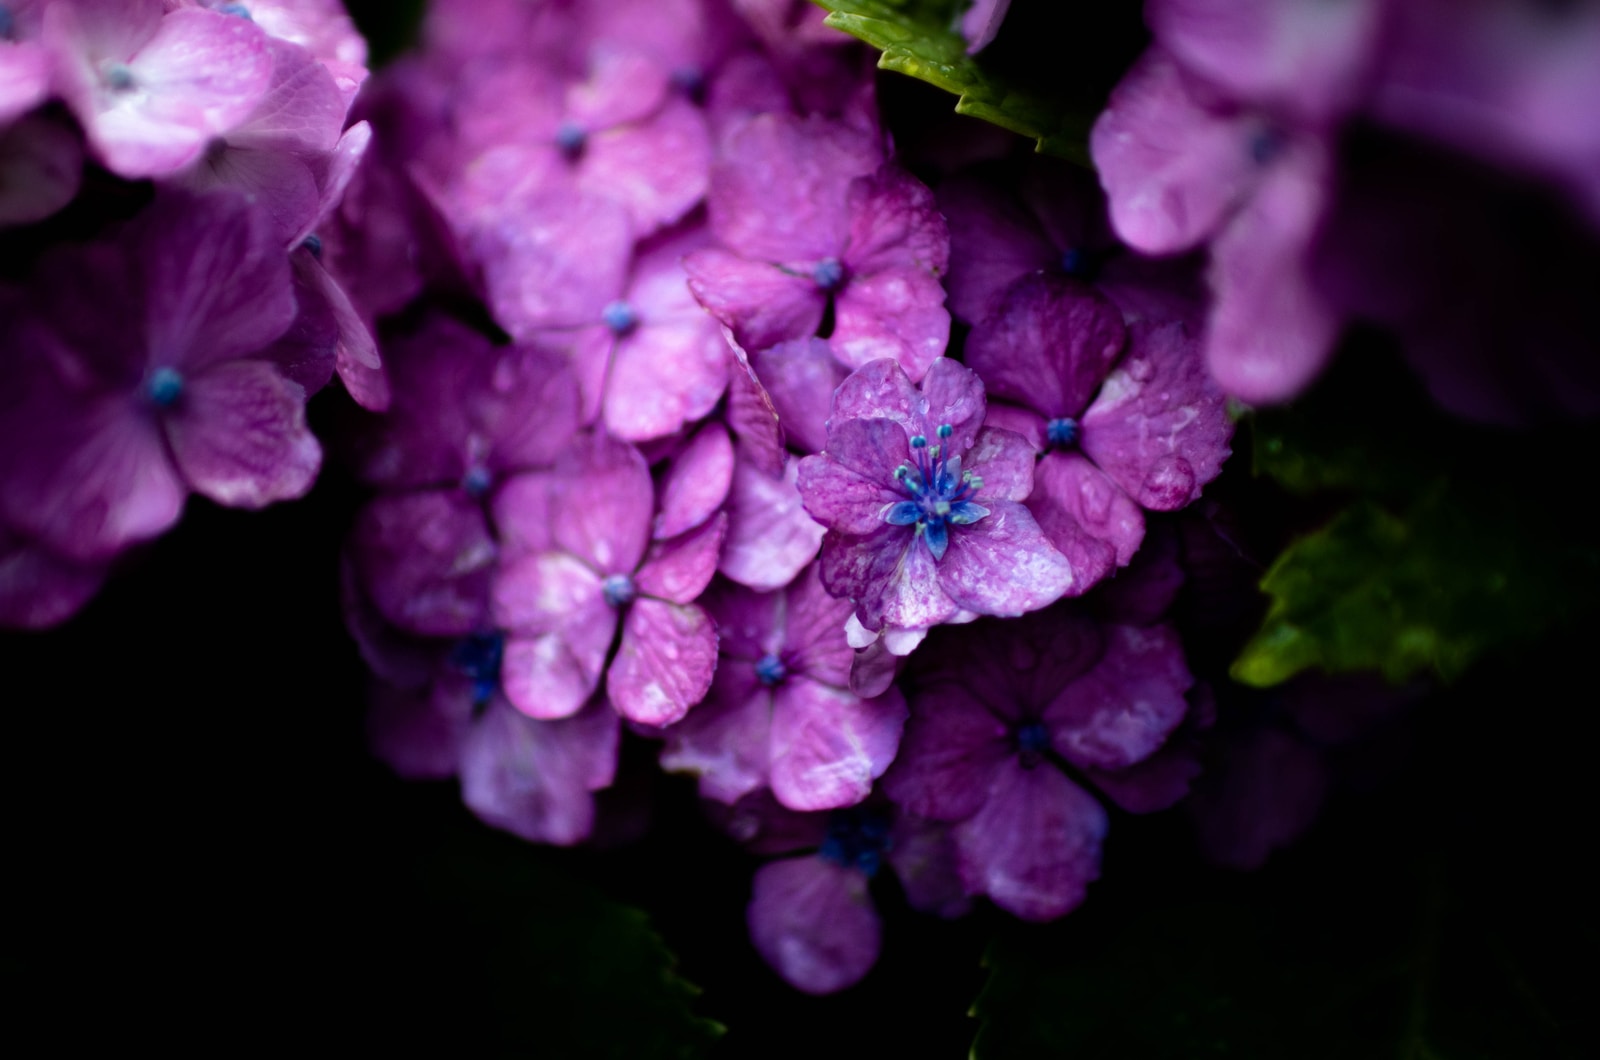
[
  {"x1": 218, "y1": 2, "x2": 252, "y2": 18},
  {"x1": 451, "y1": 631, "x2": 505, "y2": 707},
  {"x1": 882, "y1": 422, "x2": 990, "y2": 562},
  {"x1": 555, "y1": 121, "x2": 587, "y2": 158},
  {"x1": 755, "y1": 652, "x2": 787, "y2": 687},
  {"x1": 461, "y1": 464, "x2": 493, "y2": 498},
  {"x1": 105, "y1": 63, "x2": 136, "y2": 91},
  {"x1": 1249, "y1": 125, "x2": 1286, "y2": 167},
  {"x1": 819, "y1": 806, "x2": 892, "y2": 877},
  {"x1": 602, "y1": 573, "x2": 636, "y2": 608},
  {"x1": 1046, "y1": 417, "x2": 1079, "y2": 448},
  {"x1": 812, "y1": 257, "x2": 844, "y2": 292},
  {"x1": 602, "y1": 299, "x2": 638, "y2": 335},
  {"x1": 146, "y1": 367, "x2": 184, "y2": 408}
]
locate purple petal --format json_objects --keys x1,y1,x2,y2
[
  {"x1": 1149, "y1": 0, "x2": 1384, "y2": 123},
  {"x1": 938, "y1": 171, "x2": 1058, "y2": 325},
  {"x1": 701, "y1": 575, "x2": 784, "y2": 661},
  {"x1": 819, "y1": 523, "x2": 958, "y2": 633},
  {"x1": 564, "y1": 47, "x2": 669, "y2": 131},
  {"x1": 581, "y1": 95, "x2": 711, "y2": 237},
  {"x1": 849, "y1": 640, "x2": 901, "y2": 699},
  {"x1": 165, "y1": 360, "x2": 320, "y2": 508},
  {"x1": 488, "y1": 471, "x2": 556, "y2": 563},
  {"x1": 0, "y1": 530, "x2": 108, "y2": 630},
  {"x1": 636, "y1": 512, "x2": 727, "y2": 605},
  {"x1": 299, "y1": 251, "x2": 389, "y2": 411},
  {"x1": 1092, "y1": 518, "x2": 1185, "y2": 625},
  {"x1": 351, "y1": 490, "x2": 495, "y2": 638},
  {"x1": 963, "y1": 425, "x2": 1037, "y2": 503},
  {"x1": 832, "y1": 356, "x2": 986, "y2": 453},
  {"x1": 964, "y1": 274, "x2": 1126, "y2": 421},
  {"x1": 953, "y1": 760, "x2": 1106, "y2": 921},
  {"x1": 938, "y1": 502, "x2": 1075, "y2": 617},
  {"x1": 708, "y1": 111, "x2": 881, "y2": 263},
  {"x1": 655, "y1": 421, "x2": 735, "y2": 540},
  {"x1": 797, "y1": 420, "x2": 906, "y2": 535},
  {"x1": 608, "y1": 597, "x2": 719, "y2": 726},
  {"x1": 720, "y1": 455, "x2": 826, "y2": 592},
  {"x1": 261, "y1": 248, "x2": 340, "y2": 397},
  {"x1": 0, "y1": 40, "x2": 51, "y2": 127},
  {"x1": 725, "y1": 357, "x2": 786, "y2": 478},
  {"x1": 1044, "y1": 622, "x2": 1192, "y2": 771},
  {"x1": 1080, "y1": 320, "x2": 1232, "y2": 511},
  {"x1": 748, "y1": 337, "x2": 846, "y2": 456},
  {"x1": 337, "y1": 551, "x2": 436, "y2": 691},
  {"x1": 606, "y1": 316, "x2": 730, "y2": 443},
  {"x1": 1026, "y1": 451, "x2": 1146, "y2": 595},
  {"x1": 494, "y1": 554, "x2": 614, "y2": 721},
  {"x1": 683, "y1": 247, "x2": 826, "y2": 354},
  {"x1": 177, "y1": 147, "x2": 320, "y2": 252},
  {"x1": 769, "y1": 677, "x2": 906, "y2": 811},
  {"x1": 366, "y1": 677, "x2": 463, "y2": 781},
  {"x1": 658, "y1": 663, "x2": 771, "y2": 805},
  {"x1": 881, "y1": 681, "x2": 1012, "y2": 822},
  {"x1": 0, "y1": 113, "x2": 84, "y2": 228},
  {"x1": 887, "y1": 814, "x2": 972, "y2": 918},
  {"x1": 459, "y1": 698, "x2": 620, "y2": 846},
  {"x1": 961, "y1": 0, "x2": 1013, "y2": 53},
  {"x1": 831, "y1": 267, "x2": 950, "y2": 381},
  {"x1": 226, "y1": 34, "x2": 345, "y2": 155},
  {"x1": 747, "y1": 857, "x2": 881, "y2": 995},
  {"x1": 843, "y1": 165, "x2": 949, "y2": 277},
  {"x1": 1203, "y1": 138, "x2": 1339, "y2": 404},
  {"x1": 1084, "y1": 741, "x2": 1203, "y2": 814},
  {"x1": 1089, "y1": 47, "x2": 1260, "y2": 255},
  {"x1": 781, "y1": 560, "x2": 858, "y2": 688},
  {"x1": 1190, "y1": 726, "x2": 1326, "y2": 870},
  {"x1": 552, "y1": 433, "x2": 654, "y2": 575}
]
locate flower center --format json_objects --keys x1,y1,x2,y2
[
  {"x1": 755, "y1": 652, "x2": 787, "y2": 687},
  {"x1": 461, "y1": 464, "x2": 493, "y2": 498},
  {"x1": 1046, "y1": 417, "x2": 1079, "y2": 448},
  {"x1": 145, "y1": 367, "x2": 184, "y2": 409},
  {"x1": 218, "y1": 3, "x2": 252, "y2": 18},
  {"x1": 882, "y1": 423, "x2": 990, "y2": 562},
  {"x1": 0, "y1": 7, "x2": 15, "y2": 38},
  {"x1": 1014, "y1": 720, "x2": 1050, "y2": 769},
  {"x1": 602, "y1": 299, "x2": 638, "y2": 336},
  {"x1": 451, "y1": 631, "x2": 505, "y2": 708},
  {"x1": 601, "y1": 573, "x2": 636, "y2": 608},
  {"x1": 819, "y1": 807, "x2": 892, "y2": 877},
  {"x1": 555, "y1": 121, "x2": 587, "y2": 159},
  {"x1": 812, "y1": 257, "x2": 844, "y2": 292},
  {"x1": 300, "y1": 233, "x2": 323, "y2": 259},
  {"x1": 104, "y1": 62, "x2": 136, "y2": 92}
]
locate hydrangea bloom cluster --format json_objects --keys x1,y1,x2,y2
[
  {"x1": 329, "y1": 0, "x2": 1241, "y2": 996},
  {"x1": 1092, "y1": 0, "x2": 1600, "y2": 417},
  {"x1": 0, "y1": 0, "x2": 376, "y2": 627}
]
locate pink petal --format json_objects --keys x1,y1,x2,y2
[
  {"x1": 831, "y1": 267, "x2": 950, "y2": 381},
  {"x1": 655, "y1": 421, "x2": 735, "y2": 540},
  {"x1": 781, "y1": 560, "x2": 858, "y2": 688},
  {"x1": 606, "y1": 315, "x2": 730, "y2": 442},
  {"x1": 227, "y1": 35, "x2": 344, "y2": 155},
  {"x1": 769, "y1": 677, "x2": 907, "y2": 811},
  {"x1": 608, "y1": 597, "x2": 718, "y2": 726},
  {"x1": 636, "y1": 512, "x2": 727, "y2": 605},
  {"x1": 165, "y1": 360, "x2": 320, "y2": 507},
  {"x1": 796, "y1": 420, "x2": 906, "y2": 535},
  {"x1": 1026, "y1": 451, "x2": 1146, "y2": 595},
  {"x1": 963, "y1": 425, "x2": 1037, "y2": 503},
  {"x1": 748, "y1": 337, "x2": 846, "y2": 456},
  {"x1": 842, "y1": 164, "x2": 949, "y2": 277},
  {"x1": 725, "y1": 356, "x2": 786, "y2": 478},
  {"x1": 747, "y1": 857, "x2": 881, "y2": 995},
  {"x1": 551, "y1": 433, "x2": 654, "y2": 575},
  {"x1": 683, "y1": 247, "x2": 826, "y2": 354},
  {"x1": 0, "y1": 40, "x2": 51, "y2": 126},
  {"x1": 719, "y1": 455, "x2": 826, "y2": 592},
  {"x1": 953, "y1": 760, "x2": 1106, "y2": 921},
  {"x1": 493, "y1": 555, "x2": 615, "y2": 721},
  {"x1": 581, "y1": 95, "x2": 711, "y2": 237},
  {"x1": 366, "y1": 678, "x2": 462, "y2": 781},
  {"x1": 658, "y1": 664, "x2": 772, "y2": 805},
  {"x1": 938, "y1": 502, "x2": 1076, "y2": 617}
]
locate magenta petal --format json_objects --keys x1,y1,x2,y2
[
  {"x1": 493, "y1": 552, "x2": 614, "y2": 721},
  {"x1": 658, "y1": 665, "x2": 771, "y2": 805},
  {"x1": 0, "y1": 41, "x2": 51, "y2": 127},
  {"x1": 609, "y1": 597, "x2": 718, "y2": 726},
  {"x1": 964, "y1": 426, "x2": 1037, "y2": 503},
  {"x1": 165, "y1": 360, "x2": 320, "y2": 508},
  {"x1": 821, "y1": 523, "x2": 957, "y2": 632},
  {"x1": 564, "y1": 47, "x2": 669, "y2": 130},
  {"x1": 459, "y1": 698, "x2": 620, "y2": 846},
  {"x1": 964, "y1": 274, "x2": 1126, "y2": 420},
  {"x1": 655, "y1": 421, "x2": 735, "y2": 540},
  {"x1": 1090, "y1": 47, "x2": 1259, "y2": 255},
  {"x1": 849, "y1": 641, "x2": 900, "y2": 699},
  {"x1": 300, "y1": 252, "x2": 389, "y2": 411},
  {"x1": 366, "y1": 678, "x2": 463, "y2": 781},
  {"x1": 581, "y1": 96, "x2": 710, "y2": 237},
  {"x1": 720, "y1": 456, "x2": 826, "y2": 593},
  {"x1": 227, "y1": 34, "x2": 344, "y2": 155},
  {"x1": 748, "y1": 337, "x2": 846, "y2": 456},
  {"x1": 552, "y1": 433, "x2": 653, "y2": 575},
  {"x1": 953, "y1": 760, "x2": 1106, "y2": 921},
  {"x1": 961, "y1": 0, "x2": 1013, "y2": 52},
  {"x1": 1026, "y1": 451, "x2": 1146, "y2": 595},
  {"x1": 938, "y1": 502, "x2": 1075, "y2": 618},
  {"x1": 797, "y1": 420, "x2": 905, "y2": 535},
  {"x1": 606, "y1": 316, "x2": 730, "y2": 442},
  {"x1": 0, "y1": 531, "x2": 108, "y2": 630},
  {"x1": 769, "y1": 677, "x2": 907, "y2": 811},
  {"x1": 1080, "y1": 320, "x2": 1232, "y2": 511},
  {"x1": 747, "y1": 857, "x2": 881, "y2": 995},
  {"x1": 843, "y1": 164, "x2": 949, "y2": 277},
  {"x1": 725, "y1": 359, "x2": 786, "y2": 478},
  {"x1": 1044, "y1": 622, "x2": 1192, "y2": 772},
  {"x1": 351, "y1": 490, "x2": 495, "y2": 638},
  {"x1": 831, "y1": 268, "x2": 950, "y2": 381},
  {"x1": 1204, "y1": 140, "x2": 1339, "y2": 404},
  {"x1": 637, "y1": 512, "x2": 728, "y2": 605},
  {"x1": 938, "y1": 172, "x2": 1057, "y2": 325},
  {"x1": 488, "y1": 471, "x2": 555, "y2": 563},
  {"x1": 881, "y1": 682, "x2": 1012, "y2": 822},
  {"x1": 683, "y1": 248, "x2": 826, "y2": 354},
  {"x1": 180, "y1": 145, "x2": 320, "y2": 248},
  {"x1": 831, "y1": 356, "x2": 986, "y2": 451}
]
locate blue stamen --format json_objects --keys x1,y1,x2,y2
[
  {"x1": 146, "y1": 367, "x2": 184, "y2": 408},
  {"x1": 602, "y1": 573, "x2": 636, "y2": 608},
  {"x1": 812, "y1": 257, "x2": 844, "y2": 292},
  {"x1": 218, "y1": 2, "x2": 252, "y2": 18},
  {"x1": 602, "y1": 299, "x2": 638, "y2": 335},
  {"x1": 1016, "y1": 721, "x2": 1050, "y2": 753},
  {"x1": 1046, "y1": 417, "x2": 1079, "y2": 448},
  {"x1": 105, "y1": 63, "x2": 135, "y2": 91},
  {"x1": 755, "y1": 653, "x2": 787, "y2": 687},
  {"x1": 555, "y1": 121, "x2": 587, "y2": 157},
  {"x1": 671, "y1": 66, "x2": 704, "y2": 96},
  {"x1": 0, "y1": 7, "x2": 15, "y2": 38},
  {"x1": 300, "y1": 233, "x2": 323, "y2": 259},
  {"x1": 461, "y1": 464, "x2": 492, "y2": 498},
  {"x1": 880, "y1": 423, "x2": 990, "y2": 561},
  {"x1": 451, "y1": 631, "x2": 505, "y2": 706},
  {"x1": 1249, "y1": 125, "x2": 1285, "y2": 167},
  {"x1": 818, "y1": 807, "x2": 892, "y2": 877},
  {"x1": 1061, "y1": 247, "x2": 1090, "y2": 278}
]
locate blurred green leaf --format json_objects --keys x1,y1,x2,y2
[
  {"x1": 419, "y1": 828, "x2": 723, "y2": 1059},
  {"x1": 813, "y1": 0, "x2": 1093, "y2": 160}
]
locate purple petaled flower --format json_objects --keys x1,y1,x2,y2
[
  {"x1": 797, "y1": 358, "x2": 1073, "y2": 640},
  {"x1": 883, "y1": 607, "x2": 1194, "y2": 920},
  {"x1": 684, "y1": 111, "x2": 951, "y2": 381},
  {"x1": 712, "y1": 790, "x2": 968, "y2": 994},
  {"x1": 960, "y1": 0, "x2": 1012, "y2": 54},
  {"x1": 660, "y1": 563, "x2": 906, "y2": 810},
  {"x1": 490, "y1": 432, "x2": 722, "y2": 727},
  {"x1": 965, "y1": 274, "x2": 1231, "y2": 595},
  {"x1": 0, "y1": 190, "x2": 317, "y2": 564}
]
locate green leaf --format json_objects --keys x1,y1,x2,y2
[
  {"x1": 813, "y1": 0, "x2": 1094, "y2": 160},
  {"x1": 418, "y1": 827, "x2": 724, "y2": 1058}
]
